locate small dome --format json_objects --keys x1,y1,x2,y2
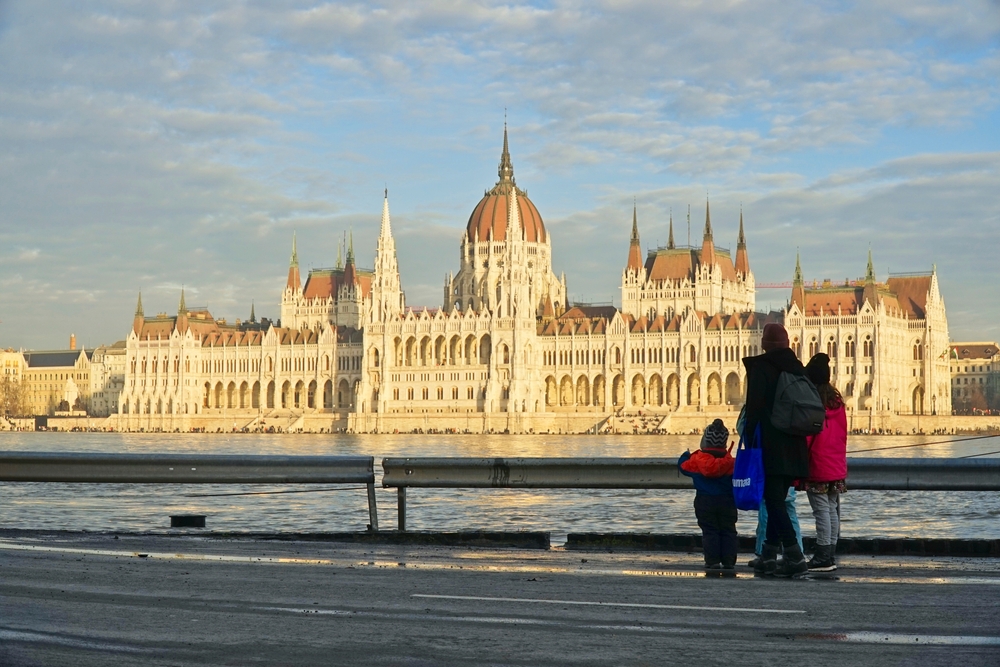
[{"x1": 465, "y1": 127, "x2": 546, "y2": 243}]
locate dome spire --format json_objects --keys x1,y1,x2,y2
[{"x1": 498, "y1": 119, "x2": 514, "y2": 188}]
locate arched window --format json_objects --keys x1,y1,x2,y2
[
  {"x1": 913, "y1": 342, "x2": 923, "y2": 361},
  {"x1": 808, "y1": 337, "x2": 818, "y2": 358},
  {"x1": 827, "y1": 337, "x2": 837, "y2": 358}
]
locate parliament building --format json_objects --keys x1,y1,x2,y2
[{"x1": 116, "y1": 129, "x2": 951, "y2": 433}]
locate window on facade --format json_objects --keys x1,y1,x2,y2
[
  {"x1": 407, "y1": 388, "x2": 414, "y2": 400},
  {"x1": 467, "y1": 387, "x2": 474, "y2": 400},
  {"x1": 827, "y1": 338, "x2": 837, "y2": 358}
]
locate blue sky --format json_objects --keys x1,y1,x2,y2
[{"x1": 0, "y1": 0, "x2": 998, "y2": 349}]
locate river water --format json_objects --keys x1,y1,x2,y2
[{"x1": 1, "y1": 433, "x2": 998, "y2": 543}]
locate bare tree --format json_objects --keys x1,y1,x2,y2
[{"x1": 0, "y1": 376, "x2": 30, "y2": 417}]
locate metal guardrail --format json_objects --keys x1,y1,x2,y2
[
  {"x1": 0, "y1": 452, "x2": 379, "y2": 532},
  {"x1": 381, "y1": 456, "x2": 1000, "y2": 531}
]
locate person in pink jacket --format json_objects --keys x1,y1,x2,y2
[{"x1": 803, "y1": 353, "x2": 847, "y2": 572}]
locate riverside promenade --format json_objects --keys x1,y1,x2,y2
[{"x1": 1, "y1": 532, "x2": 998, "y2": 666}]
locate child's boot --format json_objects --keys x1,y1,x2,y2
[{"x1": 807, "y1": 544, "x2": 836, "y2": 572}]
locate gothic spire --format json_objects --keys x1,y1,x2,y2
[
  {"x1": 286, "y1": 233, "x2": 301, "y2": 291},
  {"x1": 791, "y1": 251, "x2": 806, "y2": 311},
  {"x1": 249, "y1": 301, "x2": 256, "y2": 323},
  {"x1": 630, "y1": 200, "x2": 639, "y2": 243},
  {"x1": 627, "y1": 201, "x2": 643, "y2": 272},
  {"x1": 346, "y1": 229, "x2": 355, "y2": 265},
  {"x1": 178, "y1": 288, "x2": 187, "y2": 315},
  {"x1": 703, "y1": 197, "x2": 713, "y2": 241},
  {"x1": 735, "y1": 207, "x2": 750, "y2": 277},
  {"x1": 336, "y1": 238, "x2": 343, "y2": 270},
  {"x1": 132, "y1": 291, "x2": 145, "y2": 335},
  {"x1": 667, "y1": 210, "x2": 675, "y2": 250},
  {"x1": 700, "y1": 197, "x2": 716, "y2": 268},
  {"x1": 866, "y1": 247, "x2": 875, "y2": 283},
  {"x1": 380, "y1": 188, "x2": 393, "y2": 241}
]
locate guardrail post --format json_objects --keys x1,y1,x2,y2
[
  {"x1": 367, "y1": 481, "x2": 379, "y2": 532},
  {"x1": 397, "y1": 487, "x2": 406, "y2": 532}
]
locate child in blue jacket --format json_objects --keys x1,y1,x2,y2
[{"x1": 679, "y1": 419, "x2": 738, "y2": 573}]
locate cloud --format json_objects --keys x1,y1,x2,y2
[{"x1": 0, "y1": 1, "x2": 997, "y2": 347}]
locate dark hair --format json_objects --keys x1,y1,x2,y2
[{"x1": 816, "y1": 383, "x2": 843, "y2": 410}]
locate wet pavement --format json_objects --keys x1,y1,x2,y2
[{"x1": 1, "y1": 532, "x2": 998, "y2": 666}]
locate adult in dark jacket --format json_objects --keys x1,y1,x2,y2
[{"x1": 743, "y1": 322, "x2": 810, "y2": 576}]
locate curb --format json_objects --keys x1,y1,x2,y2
[{"x1": 564, "y1": 533, "x2": 1000, "y2": 557}]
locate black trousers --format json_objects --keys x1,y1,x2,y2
[
  {"x1": 694, "y1": 493, "x2": 738, "y2": 566},
  {"x1": 763, "y1": 474, "x2": 797, "y2": 548}
]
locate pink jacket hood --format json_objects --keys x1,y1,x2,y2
[{"x1": 806, "y1": 404, "x2": 848, "y2": 483}]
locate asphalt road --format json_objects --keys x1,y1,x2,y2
[{"x1": 1, "y1": 533, "x2": 998, "y2": 666}]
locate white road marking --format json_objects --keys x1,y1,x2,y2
[
  {"x1": 412, "y1": 593, "x2": 806, "y2": 614},
  {"x1": 0, "y1": 628, "x2": 151, "y2": 653},
  {"x1": 255, "y1": 606, "x2": 696, "y2": 634},
  {"x1": 813, "y1": 632, "x2": 1000, "y2": 646}
]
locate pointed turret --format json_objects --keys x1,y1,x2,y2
[
  {"x1": 791, "y1": 252, "x2": 806, "y2": 310},
  {"x1": 626, "y1": 202, "x2": 643, "y2": 272},
  {"x1": 249, "y1": 301, "x2": 256, "y2": 324},
  {"x1": 863, "y1": 247, "x2": 879, "y2": 308},
  {"x1": 343, "y1": 229, "x2": 357, "y2": 286},
  {"x1": 734, "y1": 207, "x2": 750, "y2": 277},
  {"x1": 286, "y1": 233, "x2": 301, "y2": 291},
  {"x1": 335, "y1": 239, "x2": 343, "y2": 270},
  {"x1": 176, "y1": 288, "x2": 189, "y2": 333},
  {"x1": 374, "y1": 191, "x2": 403, "y2": 321},
  {"x1": 132, "y1": 291, "x2": 144, "y2": 335},
  {"x1": 700, "y1": 198, "x2": 716, "y2": 268},
  {"x1": 667, "y1": 210, "x2": 675, "y2": 250},
  {"x1": 542, "y1": 292, "x2": 555, "y2": 319}
]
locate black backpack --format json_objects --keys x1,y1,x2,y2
[{"x1": 771, "y1": 371, "x2": 825, "y2": 436}]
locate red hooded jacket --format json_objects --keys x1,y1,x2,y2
[{"x1": 805, "y1": 404, "x2": 848, "y2": 483}]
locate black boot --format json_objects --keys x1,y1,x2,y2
[
  {"x1": 808, "y1": 544, "x2": 837, "y2": 572},
  {"x1": 754, "y1": 543, "x2": 779, "y2": 576},
  {"x1": 774, "y1": 543, "x2": 808, "y2": 577}
]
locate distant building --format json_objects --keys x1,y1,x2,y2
[
  {"x1": 23, "y1": 348, "x2": 92, "y2": 415},
  {"x1": 89, "y1": 342, "x2": 127, "y2": 417},
  {"x1": 784, "y1": 254, "x2": 950, "y2": 416},
  {"x1": 949, "y1": 342, "x2": 1000, "y2": 412}
]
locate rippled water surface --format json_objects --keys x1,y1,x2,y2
[{"x1": 1, "y1": 432, "x2": 997, "y2": 541}]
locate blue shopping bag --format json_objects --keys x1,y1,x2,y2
[{"x1": 732, "y1": 423, "x2": 764, "y2": 510}]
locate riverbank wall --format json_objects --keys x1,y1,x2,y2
[{"x1": 37, "y1": 409, "x2": 1000, "y2": 435}]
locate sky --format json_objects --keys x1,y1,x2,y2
[{"x1": 0, "y1": 0, "x2": 998, "y2": 350}]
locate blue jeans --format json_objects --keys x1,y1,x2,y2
[{"x1": 754, "y1": 487, "x2": 803, "y2": 554}]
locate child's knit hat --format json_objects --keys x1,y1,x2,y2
[{"x1": 700, "y1": 419, "x2": 729, "y2": 451}]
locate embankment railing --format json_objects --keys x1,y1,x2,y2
[
  {"x1": 0, "y1": 452, "x2": 378, "y2": 531},
  {"x1": 381, "y1": 457, "x2": 1000, "y2": 531}
]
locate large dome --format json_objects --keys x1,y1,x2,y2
[{"x1": 465, "y1": 128, "x2": 546, "y2": 243}]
